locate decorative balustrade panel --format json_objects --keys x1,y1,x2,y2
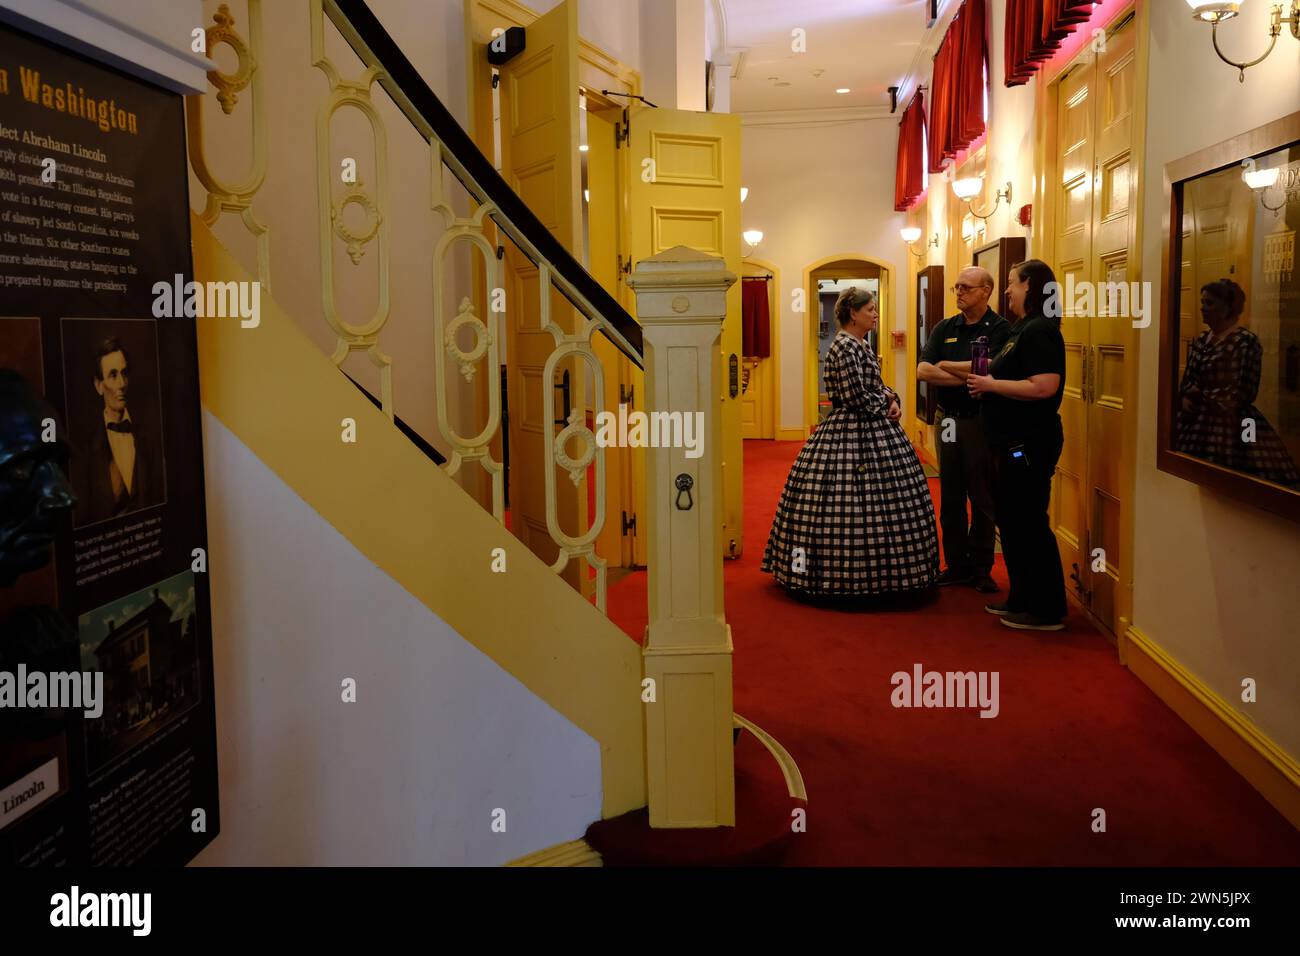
[{"x1": 184, "y1": 0, "x2": 644, "y2": 614}]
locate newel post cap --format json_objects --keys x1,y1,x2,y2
[{"x1": 625, "y1": 246, "x2": 735, "y2": 321}]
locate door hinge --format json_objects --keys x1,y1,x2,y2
[
  {"x1": 614, "y1": 107, "x2": 629, "y2": 147},
  {"x1": 621, "y1": 510, "x2": 637, "y2": 536},
  {"x1": 619, "y1": 383, "x2": 634, "y2": 405},
  {"x1": 617, "y1": 254, "x2": 632, "y2": 276}
]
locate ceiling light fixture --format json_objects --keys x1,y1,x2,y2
[
  {"x1": 836, "y1": 88, "x2": 851, "y2": 94},
  {"x1": 1186, "y1": 1, "x2": 1298, "y2": 81}
]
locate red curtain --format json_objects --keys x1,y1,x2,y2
[
  {"x1": 741, "y1": 278, "x2": 771, "y2": 359},
  {"x1": 928, "y1": 29, "x2": 954, "y2": 173},
  {"x1": 894, "y1": 90, "x2": 927, "y2": 212},
  {"x1": 927, "y1": 0, "x2": 987, "y2": 175},
  {"x1": 1006, "y1": 0, "x2": 1094, "y2": 87},
  {"x1": 953, "y1": 0, "x2": 987, "y2": 151}
]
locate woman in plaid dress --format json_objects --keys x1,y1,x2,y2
[
  {"x1": 761, "y1": 287, "x2": 938, "y2": 595},
  {"x1": 1175, "y1": 280, "x2": 1300, "y2": 487}
]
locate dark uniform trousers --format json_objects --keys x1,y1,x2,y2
[
  {"x1": 936, "y1": 409, "x2": 996, "y2": 576},
  {"x1": 991, "y1": 422, "x2": 1068, "y2": 620}
]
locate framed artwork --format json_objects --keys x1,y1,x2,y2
[
  {"x1": 1158, "y1": 110, "x2": 1300, "y2": 522},
  {"x1": 916, "y1": 265, "x2": 945, "y2": 425},
  {"x1": 973, "y1": 236, "x2": 1026, "y2": 320}
]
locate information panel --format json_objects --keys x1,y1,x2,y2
[{"x1": 0, "y1": 21, "x2": 218, "y2": 866}]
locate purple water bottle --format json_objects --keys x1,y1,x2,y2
[{"x1": 971, "y1": 335, "x2": 990, "y2": 376}]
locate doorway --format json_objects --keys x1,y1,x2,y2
[
  {"x1": 740, "y1": 257, "x2": 781, "y2": 440},
  {"x1": 803, "y1": 256, "x2": 895, "y2": 433}
]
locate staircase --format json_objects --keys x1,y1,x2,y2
[{"x1": 185, "y1": 0, "x2": 743, "y2": 863}]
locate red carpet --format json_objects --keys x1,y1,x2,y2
[
  {"x1": 586, "y1": 729, "x2": 805, "y2": 866},
  {"x1": 605, "y1": 438, "x2": 1300, "y2": 865}
]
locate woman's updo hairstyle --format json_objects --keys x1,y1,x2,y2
[
  {"x1": 1010, "y1": 259, "x2": 1060, "y2": 325},
  {"x1": 1201, "y1": 278, "x2": 1246, "y2": 319},
  {"x1": 834, "y1": 286, "x2": 876, "y2": 328}
]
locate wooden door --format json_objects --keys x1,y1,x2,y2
[
  {"x1": 497, "y1": 0, "x2": 588, "y2": 589},
  {"x1": 586, "y1": 103, "x2": 637, "y2": 568},
  {"x1": 740, "y1": 357, "x2": 774, "y2": 438},
  {"x1": 625, "y1": 105, "x2": 744, "y2": 558},
  {"x1": 1052, "y1": 56, "x2": 1093, "y2": 616},
  {"x1": 1083, "y1": 17, "x2": 1138, "y2": 635}
]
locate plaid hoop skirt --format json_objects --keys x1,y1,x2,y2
[
  {"x1": 1175, "y1": 328, "x2": 1300, "y2": 488},
  {"x1": 761, "y1": 332, "x2": 939, "y2": 595}
]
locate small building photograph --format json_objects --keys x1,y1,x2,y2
[{"x1": 78, "y1": 571, "x2": 200, "y2": 772}]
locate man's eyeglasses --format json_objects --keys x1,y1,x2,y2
[{"x1": 951, "y1": 283, "x2": 990, "y2": 294}]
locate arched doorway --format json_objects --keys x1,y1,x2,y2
[{"x1": 801, "y1": 254, "x2": 897, "y2": 433}]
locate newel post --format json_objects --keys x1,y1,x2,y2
[{"x1": 626, "y1": 245, "x2": 736, "y2": 828}]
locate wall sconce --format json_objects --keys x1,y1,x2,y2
[
  {"x1": 741, "y1": 186, "x2": 749, "y2": 203},
  {"x1": 743, "y1": 229, "x2": 764, "y2": 254},
  {"x1": 900, "y1": 226, "x2": 940, "y2": 257},
  {"x1": 1186, "y1": 1, "x2": 1299, "y2": 82},
  {"x1": 1242, "y1": 158, "x2": 1286, "y2": 214},
  {"x1": 951, "y1": 177, "x2": 1012, "y2": 221}
]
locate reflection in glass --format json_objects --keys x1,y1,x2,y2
[
  {"x1": 1176, "y1": 281, "x2": 1300, "y2": 486},
  {"x1": 1174, "y1": 144, "x2": 1300, "y2": 489}
]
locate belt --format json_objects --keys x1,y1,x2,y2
[{"x1": 937, "y1": 406, "x2": 981, "y2": 420}]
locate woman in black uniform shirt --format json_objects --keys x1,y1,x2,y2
[{"x1": 966, "y1": 259, "x2": 1067, "y2": 631}]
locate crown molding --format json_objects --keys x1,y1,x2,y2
[
  {"x1": 710, "y1": 0, "x2": 729, "y2": 61},
  {"x1": 739, "y1": 104, "x2": 895, "y2": 128}
]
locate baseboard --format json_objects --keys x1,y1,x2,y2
[
  {"x1": 775, "y1": 427, "x2": 807, "y2": 441},
  {"x1": 1122, "y1": 625, "x2": 1300, "y2": 830},
  {"x1": 504, "y1": 839, "x2": 603, "y2": 867}
]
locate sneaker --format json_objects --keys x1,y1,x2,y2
[
  {"x1": 999, "y1": 611, "x2": 1065, "y2": 631},
  {"x1": 936, "y1": 568, "x2": 973, "y2": 586},
  {"x1": 971, "y1": 573, "x2": 999, "y2": 593},
  {"x1": 984, "y1": 602, "x2": 1015, "y2": 617}
]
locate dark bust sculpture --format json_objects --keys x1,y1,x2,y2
[
  {"x1": 0, "y1": 369, "x2": 78, "y2": 742},
  {"x1": 1, "y1": 369, "x2": 76, "y2": 588}
]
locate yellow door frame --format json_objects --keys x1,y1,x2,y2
[
  {"x1": 802, "y1": 253, "x2": 896, "y2": 435},
  {"x1": 740, "y1": 256, "x2": 782, "y2": 439}
]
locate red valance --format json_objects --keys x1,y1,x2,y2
[
  {"x1": 894, "y1": 90, "x2": 927, "y2": 212},
  {"x1": 1006, "y1": 0, "x2": 1093, "y2": 87},
  {"x1": 927, "y1": 0, "x2": 987, "y2": 175}
]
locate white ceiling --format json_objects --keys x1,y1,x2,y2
[{"x1": 723, "y1": 0, "x2": 948, "y2": 117}]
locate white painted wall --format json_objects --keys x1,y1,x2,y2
[
  {"x1": 529, "y1": 0, "x2": 642, "y2": 74},
  {"x1": 636, "y1": 0, "x2": 708, "y2": 109},
  {"x1": 191, "y1": 413, "x2": 602, "y2": 865},
  {"x1": 741, "y1": 116, "x2": 907, "y2": 428},
  {"x1": 1134, "y1": 3, "x2": 1300, "y2": 759},
  {"x1": 0, "y1": 0, "x2": 209, "y2": 92},
  {"x1": 674, "y1": 0, "x2": 707, "y2": 111},
  {"x1": 186, "y1": 0, "x2": 485, "y2": 497}
]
